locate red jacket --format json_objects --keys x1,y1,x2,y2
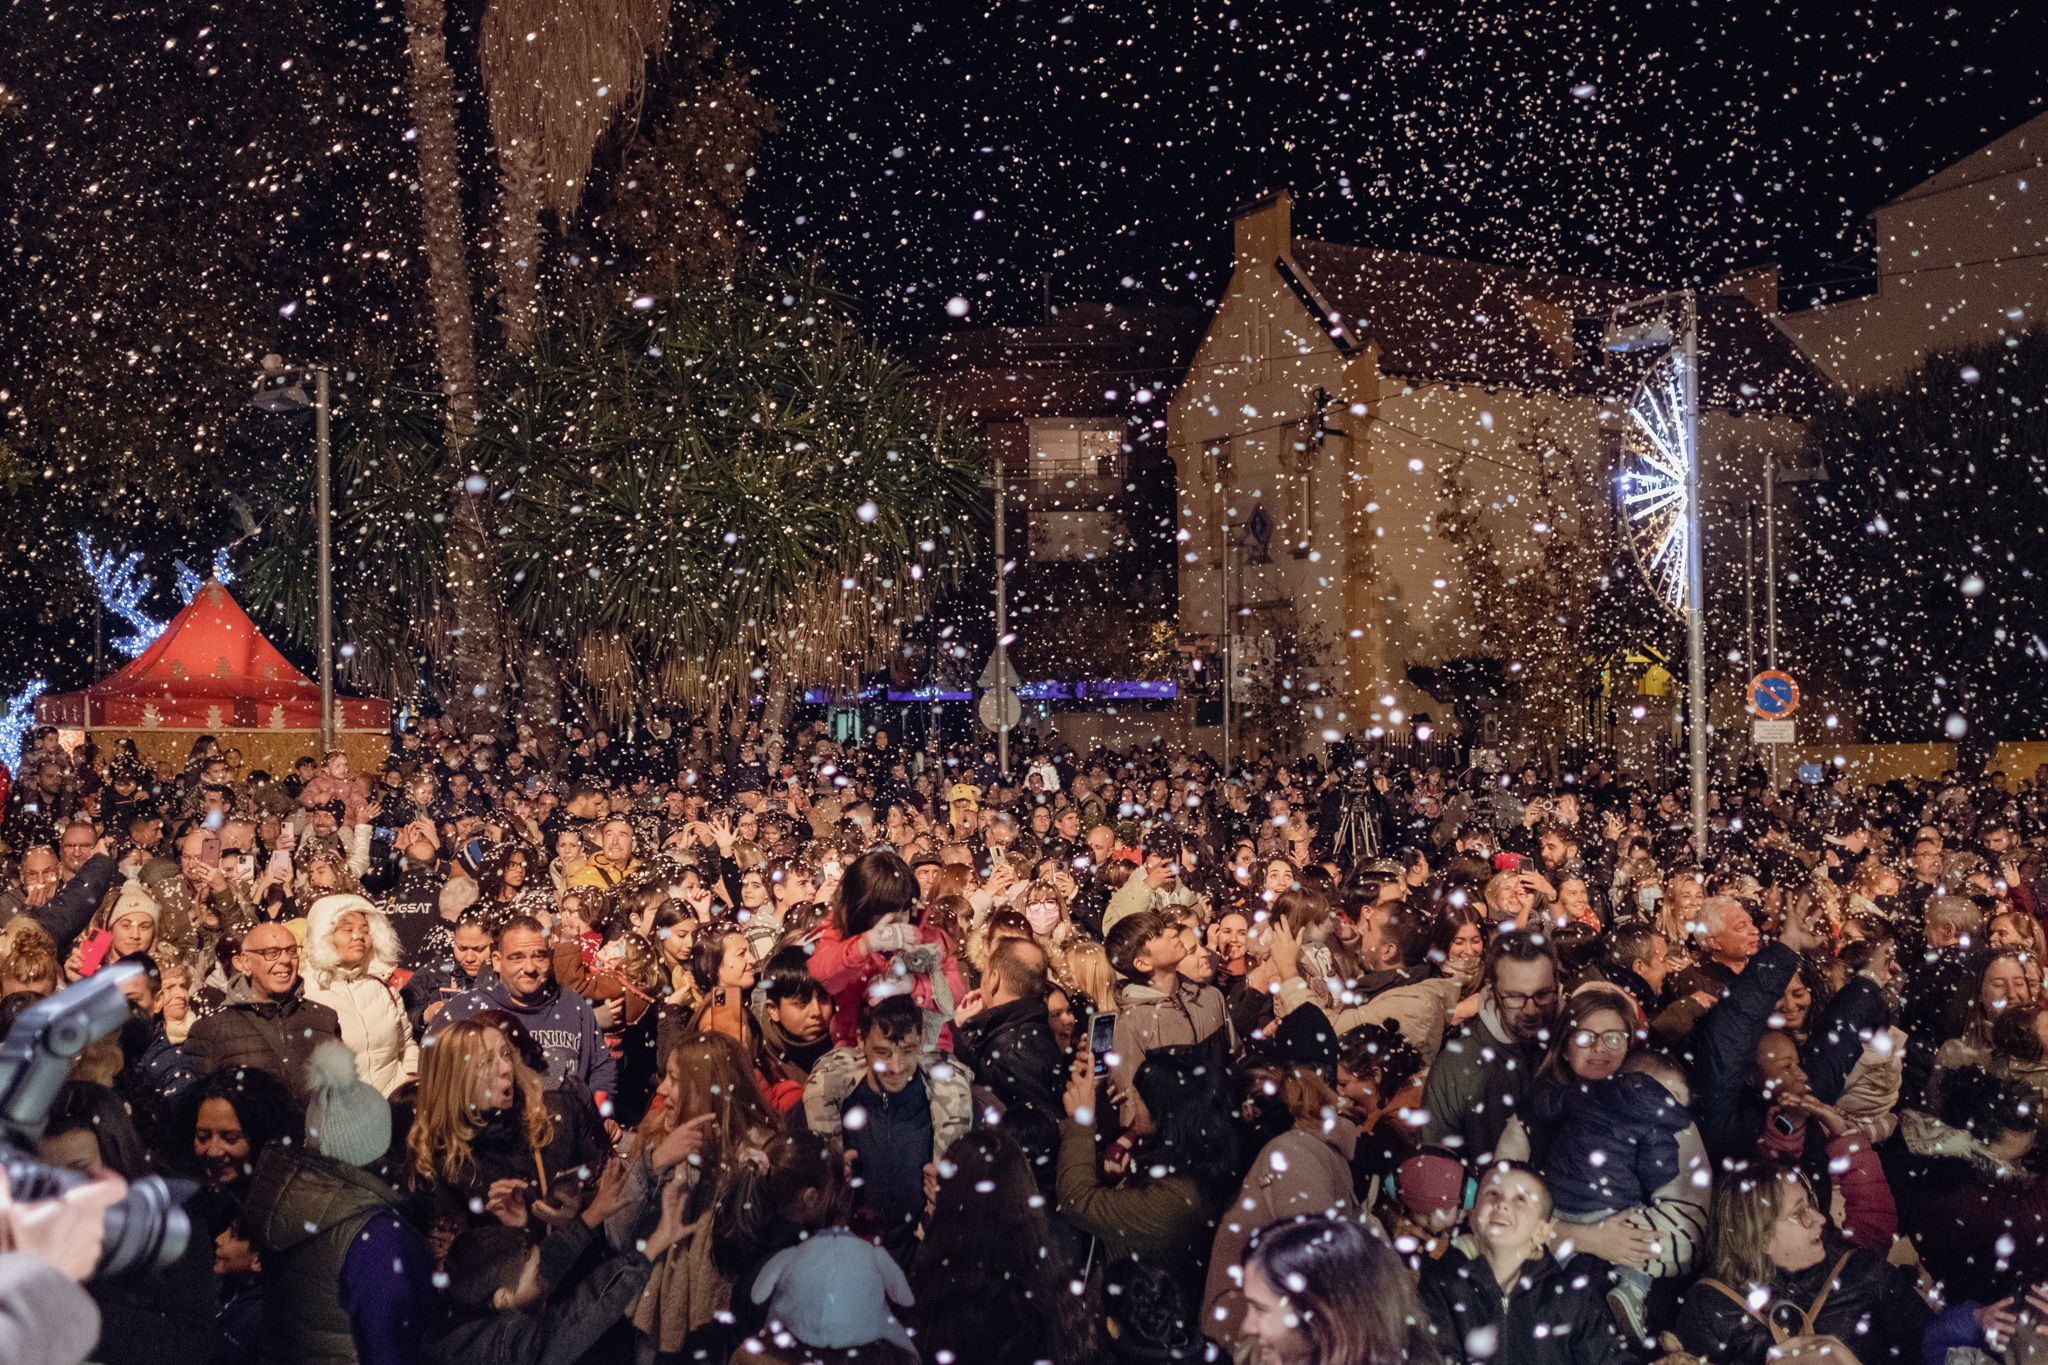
[{"x1": 805, "y1": 920, "x2": 967, "y2": 1048}]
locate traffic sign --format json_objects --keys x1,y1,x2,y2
[
  {"x1": 1752, "y1": 719, "x2": 1795, "y2": 744},
  {"x1": 1746, "y1": 671, "x2": 1800, "y2": 719},
  {"x1": 978, "y1": 650, "x2": 1020, "y2": 694},
  {"x1": 978, "y1": 688, "x2": 1021, "y2": 732}
]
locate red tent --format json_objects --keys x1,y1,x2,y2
[{"x1": 38, "y1": 579, "x2": 390, "y2": 734}]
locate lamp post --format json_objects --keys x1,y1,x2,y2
[
  {"x1": 251, "y1": 357, "x2": 334, "y2": 753},
  {"x1": 1607, "y1": 290, "x2": 1706, "y2": 860},
  {"x1": 993, "y1": 472, "x2": 1009, "y2": 778}
]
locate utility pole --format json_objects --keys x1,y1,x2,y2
[
  {"x1": 1764, "y1": 455, "x2": 1778, "y2": 670},
  {"x1": 314, "y1": 367, "x2": 333, "y2": 755},
  {"x1": 1680, "y1": 289, "x2": 1706, "y2": 862},
  {"x1": 253, "y1": 358, "x2": 335, "y2": 753},
  {"x1": 1221, "y1": 524, "x2": 1235, "y2": 775}
]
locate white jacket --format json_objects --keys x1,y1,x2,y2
[{"x1": 303, "y1": 893, "x2": 418, "y2": 1096}]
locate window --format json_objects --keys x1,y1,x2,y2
[{"x1": 1029, "y1": 423, "x2": 1124, "y2": 485}]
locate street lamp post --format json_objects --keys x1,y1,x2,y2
[
  {"x1": 252, "y1": 357, "x2": 335, "y2": 753},
  {"x1": 993, "y1": 473, "x2": 1008, "y2": 778}
]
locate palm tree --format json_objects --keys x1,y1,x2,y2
[
  {"x1": 401, "y1": 0, "x2": 507, "y2": 730},
  {"x1": 480, "y1": 0, "x2": 673, "y2": 352}
]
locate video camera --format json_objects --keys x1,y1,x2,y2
[{"x1": 0, "y1": 963, "x2": 192, "y2": 1281}]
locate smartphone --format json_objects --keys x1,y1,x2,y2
[
  {"x1": 1638, "y1": 886, "x2": 1663, "y2": 911},
  {"x1": 1089, "y1": 1010, "x2": 1118, "y2": 1076},
  {"x1": 78, "y1": 929, "x2": 116, "y2": 977},
  {"x1": 200, "y1": 833, "x2": 223, "y2": 868},
  {"x1": 1770, "y1": 1111, "x2": 1797, "y2": 1137},
  {"x1": 230, "y1": 854, "x2": 257, "y2": 882},
  {"x1": 1493, "y1": 852, "x2": 1522, "y2": 874}
]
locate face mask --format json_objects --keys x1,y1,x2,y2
[{"x1": 1024, "y1": 902, "x2": 1061, "y2": 935}]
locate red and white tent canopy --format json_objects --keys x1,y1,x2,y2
[{"x1": 37, "y1": 580, "x2": 389, "y2": 733}]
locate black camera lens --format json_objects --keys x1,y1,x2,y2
[{"x1": 0, "y1": 1154, "x2": 192, "y2": 1282}]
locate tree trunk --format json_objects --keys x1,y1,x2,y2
[
  {"x1": 518, "y1": 634, "x2": 563, "y2": 733},
  {"x1": 494, "y1": 136, "x2": 543, "y2": 354},
  {"x1": 403, "y1": 0, "x2": 507, "y2": 732}
]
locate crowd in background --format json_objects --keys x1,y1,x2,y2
[{"x1": 3, "y1": 711, "x2": 2048, "y2": 1365}]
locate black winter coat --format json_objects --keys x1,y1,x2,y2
[
  {"x1": 1673, "y1": 1243, "x2": 1931, "y2": 1365},
  {"x1": 1419, "y1": 1246, "x2": 1632, "y2": 1365},
  {"x1": 183, "y1": 978, "x2": 344, "y2": 1103},
  {"x1": 1693, "y1": 945, "x2": 1887, "y2": 1172},
  {"x1": 952, "y1": 996, "x2": 1065, "y2": 1189}
]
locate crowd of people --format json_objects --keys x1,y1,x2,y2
[{"x1": 1, "y1": 712, "x2": 2047, "y2": 1365}]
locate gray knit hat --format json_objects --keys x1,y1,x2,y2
[{"x1": 304, "y1": 1041, "x2": 391, "y2": 1167}]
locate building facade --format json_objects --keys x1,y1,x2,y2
[
  {"x1": 1775, "y1": 112, "x2": 2048, "y2": 393},
  {"x1": 1168, "y1": 191, "x2": 1827, "y2": 760}
]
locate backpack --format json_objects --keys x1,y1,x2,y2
[{"x1": 1696, "y1": 1252, "x2": 1865, "y2": 1365}]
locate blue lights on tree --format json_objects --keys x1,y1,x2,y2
[
  {"x1": 77, "y1": 532, "x2": 166, "y2": 657},
  {"x1": 175, "y1": 546, "x2": 236, "y2": 603},
  {"x1": 0, "y1": 681, "x2": 48, "y2": 776}
]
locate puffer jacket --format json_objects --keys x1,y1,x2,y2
[
  {"x1": 1527, "y1": 1070, "x2": 1690, "y2": 1219},
  {"x1": 1421, "y1": 1246, "x2": 1633, "y2": 1365},
  {"x1": 184, "y1": 976, "x2": 343, "y2": 1103},
  {"x1": 302, "y1": 894, "x2": 418, "y2": 1096},
  {"x1": 1108, "y1": 978, "x2": 1230, "y2": 1125},
  {"x1": 243, "y1": 1145, "x2": 432, "y2": 1365},
  {"x1": 1201, "y1": 1116, "x2": 1359, "y2": 1352}
]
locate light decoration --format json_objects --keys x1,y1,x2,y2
[
  {"x1": 1616, "y1": 349, "x2": 1693, "y2": 619},
  {"x1": 78, "y1": 533, "x2": 166, "y2": 657},
  {"x1": 0, "y1": 681, "x2": 48, "y2": 776},
  {"x1": 175, "y1": 547, "x2": 236, "y2": 603}
]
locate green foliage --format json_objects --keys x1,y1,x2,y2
[{"x1": 240, "y1": 275, "x2": 984, "y2": 711}]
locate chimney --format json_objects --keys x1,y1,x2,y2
[{"x1": 1233, "y1": 190, "x2": 1294, "y2": 269}]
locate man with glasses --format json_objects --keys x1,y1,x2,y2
[
  {"x1": 1, "y1": 834, "x2": 118, "y2": 950},
  {"x1": 184, "y1": 920, "x2": 343, "y2": 1102},
  {"x1": 55, "y1": 820, "x2": 99, "y2": 883},
  {"x1": 1420, "y1": 930, "x2": 1561, "y2": 1164}
]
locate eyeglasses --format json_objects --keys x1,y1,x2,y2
[
  {"x1": 244, "y1": 945, "x2": 301, "y2": 964},
  {"x1": 1494, "y1": 988, "x2": 1559, "y2": 1011},
  {"x1": 1572, "y1": 1028, "x2": 1630, "y2": 1052}
]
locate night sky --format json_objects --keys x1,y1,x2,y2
[{"x1": 732, "y1": 0, "x2": 2048, "y2": 334}]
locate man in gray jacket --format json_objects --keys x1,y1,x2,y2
[{"x1": 1419, "y1": 930, "x2": 1560, "y2": 1163}]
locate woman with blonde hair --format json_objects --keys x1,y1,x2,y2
[
  {"x1": 1064, "y1": 937, "x2": 1118, "y2": 1015},
  {"x1": 406, "y1": 1014, "x2": 603, "y2": 1228}
]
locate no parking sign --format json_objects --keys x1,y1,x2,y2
[{"x1": 1747, "y1": 671, "x2": 1801, "y2": 719}]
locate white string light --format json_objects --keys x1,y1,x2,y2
[{"x1": 1617, "y1": 350, "x2": 1692, "y2": 618}]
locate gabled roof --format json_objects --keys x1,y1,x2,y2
[
  {"x1": 1882, "y1": 110, "x2": 2048, "y2": 210},
  {"x1": 37, "y1": 580, "x2": 388, "y2": 731},
  {"x1": 1287, "y1": 239, "x2": 1834, "y2": 416},
  {"x1": 1288, "y1": 240, "x2": 1625, "y2": 389},
  {"x1": 910, "y1": 301, "x2": 1206, "y2": 421}
]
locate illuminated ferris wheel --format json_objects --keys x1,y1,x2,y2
[{"x1": 1617, "y1": 348, "x2": 1693, "y2": 620}]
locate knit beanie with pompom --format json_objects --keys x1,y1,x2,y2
[{"x1": 304, "y1": 1040, "x2": 390, "y2": 1167}]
